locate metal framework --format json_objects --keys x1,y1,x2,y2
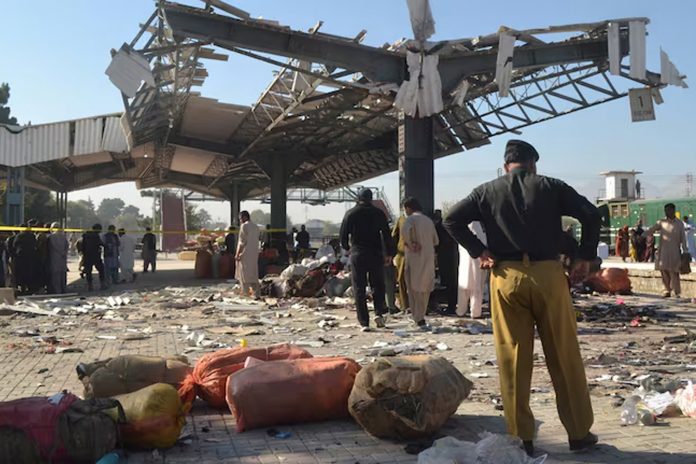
[{"x1": 0, "y1": 2, "x2": 683, "y2": 215}]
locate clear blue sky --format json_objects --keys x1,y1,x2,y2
[{"x1": 2, "y1": 0, "x2": 694, "y2": 224}]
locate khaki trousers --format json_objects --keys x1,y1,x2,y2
[
  {"x1": 409, "y1": 291, "x2": 429, "y2": 323},
  {"x1": 490, "y1": 260, "x2": 593, "y2": 441},
  {"x1": 660, "y1": 271, "x2": 681, "y2": 296},
  {"x1": 394, "y1": 254, "x2": 409, "y2": 310}
]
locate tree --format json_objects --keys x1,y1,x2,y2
[
  {"x1": 66, "y1": 199, "x2": 100, "y2": 229},
  {"x1": 250, "y1": 209, "x2": 271, "y2": 226},
  {"x1": 0, "y1": 83, "x2": 18, "y2": 125},
  {"x1": 186, "y1": 204, "x2": 213, "y2": 231},
  {"x1": 96, "y1": 198, "x2": 125, "y2": 225},
  {"x1": 122, "y1": 205, "x2": 141, "y2": 216},
  {"x1": 25, "y1": 188, "x2": 55, "y2": 224}
]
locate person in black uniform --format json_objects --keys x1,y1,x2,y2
[
  {"x1": 444, "y1": 140, "x2": 600, "y2": 457},
  {"x1": 295, "y1": 225, "x2": 310, "y2": 250},
  {"x1": 225, "y1": 226, "x2": 236, "y2": 254},
  {"x1": 82, "y1": 224, "x2": 106, "y2": 291},
  {"x1": 434, "y1": 209, "x2": 459, "y2": 314},
  {"x1": 340, "y1": 188, "x2": 395, "y2": 331}
]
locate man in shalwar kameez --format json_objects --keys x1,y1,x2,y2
[
  {"x1": 402, "y1": 197, "x2": 439, "y2": 328},
  {"x1": 47, "y1": 223, "x2": 69, "y2": 294},
  {"x1": 457, "y1": 221, "x2": 487, "y2": 318},
  {"x1": 235, "y1": 210, "x2": 261, "y2": 297},
  {"x1": 118, "y1": 228, "x2": 137, "y2": 283}
]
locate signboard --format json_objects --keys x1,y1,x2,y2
[{"x1": 629, "y1": 88, "x2": 655, "y2": 122}]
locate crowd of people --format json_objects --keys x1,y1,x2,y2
[
  {"x1": 615, "y1": 206, "x2": 694, "y2": 298},
  {"x1": 0, "y1": 221, "x2": 159, "y2": 295}
]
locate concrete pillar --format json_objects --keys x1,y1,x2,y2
[
  {"x1": 4, "y1": 167, "x2": 25, "y2": 226},
  {"x1": 398, "y1": 114, "x2": 434, "y2": 214},
  {"x1": 270, "y1": 158, "x2": 287, "y2": 232},
  {"x1": 229, "y1": 183, "x2": 240, "y2": 227}
]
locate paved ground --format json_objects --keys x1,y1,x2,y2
[{"x1": 2, "y1": 258, "x2": 696, "y2": 463}]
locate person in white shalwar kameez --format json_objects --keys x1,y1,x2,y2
[
  {"x1": 118, "y1": 229, "x2": 137, "y2": 283},
  {"x1": 457, "y1": 221, "x2": 487, "y2": 318},
  {"x1": 402, "y1": 198, "x2": 439, "y2": 327},
  {"x1": 235, "y1": 210, "x2": 261, "y2": 297}
]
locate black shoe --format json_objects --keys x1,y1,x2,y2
[
  {"x1": 569, "y1": 432, "x2": 598, "y2": 452},
  {"x1": 388, "y1": 307, "x2": 401, "y2": 315},
  {"x1": 522, "y1": 440, "x2": 534, "y2": 457}
]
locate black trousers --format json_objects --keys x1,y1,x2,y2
[
  {"x1": 350, "y1": 251, "x2": 386, "y2": 327},
  {"x1": 439, "y1": 258, "x2": 459, "y2": 311},
  {"x1": 84, "y1": 258, "x2": 105, "y2": 284}
]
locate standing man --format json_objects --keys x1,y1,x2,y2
[
  {"x1": 615, "y1": 225, "x2": 629, "y2": 262},
  {"x1": 457, "y1": 221, "x2": 487, "y2": 319},
  {"x1": 118, "y1": 228, "x2": 137, "y2": 283},
  {"x1": 391, "y1": 215, "x2": 409, "y2": 312},
  {"x1": 631, "y1": 221, "x2": 646, "y2": 263},
  {"x1": 103, "y1": 225, "x2": 120, "y2": 286},
  {"x1": 225, "y1": 226, "x2": 236, "y2": 254},
  {"x1": 82, "y1": 224, "x2": 106, "y2": 291},
  {"x1": 296, "y1": 225, "x2": 310, "y2": 251},
  {"x1": 47, "y1": 223, "x2": 69, "y2": 294},
  {"x1": 444, "y1": 140, "x2": 599, "y2": 455},
  {"x1": 434, "y1": 209, "x2": 458, "y2": 314},
  {"x1": 142, "y1": 227, "x2": 157, "y2": 273},
  {"x1": 683, "y1": 216, "x2": 696, "y2": 262},
  {"x1": 235, "y1": 210, "x2": 260, "y2": 297},
  {"x1": 647, "y1": 204, "x2": 689, "y2": 298},
  {"x1": 340, "y1": 188, "x2": 395, "y2": 331},
  {"x1": 402, "y1": 198, "x2": 439, "y2": 328},
  {"x1": 13, "y1": 224, "x2": 37, "y2": 294}
]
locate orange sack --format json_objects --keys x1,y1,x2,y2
[
  {"x1": 178, "y1": 344, "x2": 313, "y2": 408},
  {"x1": 584, "y1": 268, "x2": 632, "y2": 295},
  {"x1": 226, "y1": 357, "x2": 361, "y2": 432}
]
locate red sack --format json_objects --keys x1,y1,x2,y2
[
  {"x1": 195, "y1": 250, "x2": 212, "y2": 278},
  {"x1": 226, "y1": 357, "x2": 361, "y2": 432},
  {"x1": 0, "y1": 392, "x2": 78, "y2": 462},
  {"x1": 178, "y1": 344, "x2": 313, "y2": 408},
  {"x1": 584, "y1": 268, "x2": 632, "y2": 295}
]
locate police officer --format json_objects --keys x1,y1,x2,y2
[{"x1": 444, "y1": 140, "x2": 600, "y2": 456}]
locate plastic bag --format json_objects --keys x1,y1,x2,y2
[
  {"x1": 418, "y1": 434, "x2": 546, "y2": 464},
  {"x1": 178, "y1": 344, "x2": 313, "y2": 408},
  {"x1": 280, "y1": 264, "x2": 308, "y2": 280},
  {"x1": 107, "y1": 383, "x2": 188, "y2": 449},
  {"x1": 0, "y1": 392, "x2": 120, "y2": 463},
  {"x1": 349, "y1": 356, "x2": 472, "y2": 440},
  {"x1": 226, "y1": 357, "x2": 360, "y2": 431},
  {"x1": 78, "y1": 355, "x2": 191, "y2": 399},
  {"x1": 675, "y1": 381, "x2": 696, "y2": 418}
]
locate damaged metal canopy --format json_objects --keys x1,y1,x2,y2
[{"x1": 2, "y1": 1, "x2": 685, "y2": 200}]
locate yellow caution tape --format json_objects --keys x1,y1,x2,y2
[{"x1": 0, "y1": 226, "x2": 290, "y2": 235}]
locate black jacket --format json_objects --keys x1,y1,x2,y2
[
  {"x1": 444, "y1": 169, "x2": 601, "y2": 261},
  {"x1": 340, "y1": 202, "x2": 396, "y2": 256}
]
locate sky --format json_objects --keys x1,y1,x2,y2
[{"x1": 2, "y1": 0, "x2": 694, "y2": 224}]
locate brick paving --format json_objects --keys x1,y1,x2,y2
[{"x1": 1, "y1": 258, "x2": 695, "y2": 463}]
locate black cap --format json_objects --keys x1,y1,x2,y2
[
  {"x1": 504, "y1": 140, "x2": 539, "y2": 164},
  {"x1": 358, "y1": 188, "x2": 373, "y2": 202}
]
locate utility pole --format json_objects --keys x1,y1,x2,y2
[{"x1": 686, "y1": 173, "x2": 693, "y2": 197}]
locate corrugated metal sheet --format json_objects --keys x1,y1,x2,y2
[
  {"x1": 0, "y1": 122, "x2": 70, "y2": 167},
  {"x1": 74, "y1": 118, "x2": 103, "y2": 155},
  {"x1": 0, "y1": 115, "x2": 127, "y2": 168},
  {"x1": 102, "y1": 117, "x2": 128, "y2": 152}
]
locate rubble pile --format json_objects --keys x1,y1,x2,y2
[{"x1": 574, "y1": 299, "x2": 678, "y2": 325}]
